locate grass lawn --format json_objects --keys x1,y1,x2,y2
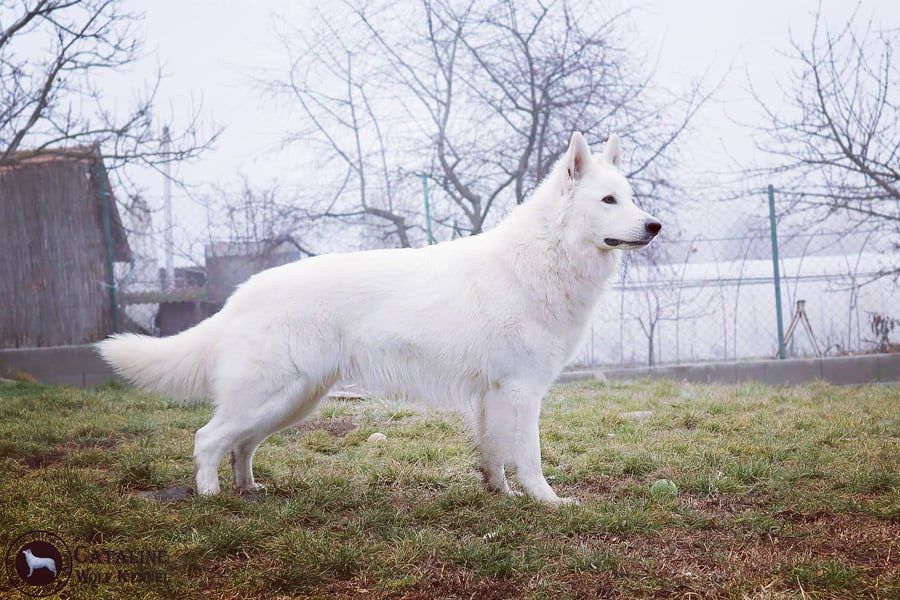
[{"x1": 0, "y1": 379, "x2": 897, "y2": 599}]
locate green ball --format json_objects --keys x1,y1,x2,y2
[{"x1": 650, "y1": 479, "x2": 678, "y2": 500}]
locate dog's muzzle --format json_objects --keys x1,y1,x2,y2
[{"x1": 604, "y1": 220, "x2": 662, "y2": 248}]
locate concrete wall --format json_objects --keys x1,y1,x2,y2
[
  {"x1": 0, "y1": 344, "x2": 897, "y2": 389},
  {"x1": 563, "y1": 353, "x2": 900, "y2": 386},
  {"x1": 0, "y1": 344, "x2": 113, "y2": 387}
]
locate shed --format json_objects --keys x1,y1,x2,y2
[
  {"x1": 204, "y1": 240, "x2": 301, "y2": 306},
  {"x1": 0, "y1": 147, "x2": 132, "y2": 348}
]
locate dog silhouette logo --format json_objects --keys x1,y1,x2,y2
[
  {"x1": 5, "y1": 531, "x2": 71, "y2": 597},
  {"x1": 22, "y1": 548, "x2": 57, "y2": 578}
]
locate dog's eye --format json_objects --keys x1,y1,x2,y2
[{"x1": 601, "y1": 195, "x2": 616, "y2": 204}]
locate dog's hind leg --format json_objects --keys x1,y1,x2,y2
[
  {"x1": 195, "y1": 376, "x2": 332, "y2": 495},
  {"x1": 232, "y1": 375, "x2": 335, "y2": 491},
  {"x1": 193, "y1": 412, "x2": 245, "y2": 496}
]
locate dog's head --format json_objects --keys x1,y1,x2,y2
[
  {"x1": 558, "y1": 132, "x2": 660, "y2": 251},
  {"x1": 22, "y1": 549, "x2": 33, "y2": 557}
]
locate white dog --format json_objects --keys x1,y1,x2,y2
[
  {"x1": 22, "y1": 548, "x2": 57, "y2": 578},
  {"x1": 99, "y1": 132, "x2": 660, "y2": 505}
]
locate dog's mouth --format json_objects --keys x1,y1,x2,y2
[{"x1": 604, "y1": 238, "x2": 650, "y2": 248}]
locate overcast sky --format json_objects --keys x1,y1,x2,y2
[{"x1": 115, "y1": 0, "x2": 898, "y2": 234}]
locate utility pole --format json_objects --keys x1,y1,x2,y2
[
  {"x1": 163, "y1": 126, "x2": 174, "y2": 290},
  {"x1": 422, "y1": 174, "x2": 434, "y2": 245},
  {"x1": 767, "y1": 184, "x2": 786, "y2": 359}
]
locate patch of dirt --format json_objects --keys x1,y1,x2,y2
[
  {"x1": 681, "y1": 492, "x2": 773, "y2": 520},
  {"x1": 72, "y1": 437, "x2": 122, "y2": 450},
  {"x1": 133, "y1": 485, "x2": 195, "y2": 502},
  {"x1": 782, "y1": 512, "x2": 899, "y2": 569},
  {"x1": 396, "y1": 567, "x2": 523, "y2": 600},
  {"x1": 2, "y1": 369, "x2": 37, "y2": 383},
  {"x1": 20, "y1": 436, "x2": 126, "y2": 470},
  {"x1": 296, "y1": 416, "x2": 357, "y2": 437},
  {"x1": 22, "y1": 449, "x2": 64, "y2": 469}
]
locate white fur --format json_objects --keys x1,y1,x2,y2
[
  {"x1": 22, "y1": 549, "x2": 57, "y2": 578},
  {"x1": 98, "y1": 132, "x2": 660, "y2": 505}
]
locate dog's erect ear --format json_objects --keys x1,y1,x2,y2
[
  {"x1": 601, "y1": 133, "x2": 622, "y2": 168},
  {"x1": 564, "y1": 131, "x2": 591, "y2": 183}
]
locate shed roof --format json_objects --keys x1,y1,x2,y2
[{"x1": 0, "y1": 146, "x2": 131, "y2": 261}]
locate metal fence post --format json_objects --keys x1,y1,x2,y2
[
  {"x1": 767, "y1": 184, "x2": 785, "y2": 359},
  {"x1": 96, "y1": 155, "x2": 121, "y2": 334},
  {"x1": 422, "y1": 174, "x2": 434, "y2": 245}
]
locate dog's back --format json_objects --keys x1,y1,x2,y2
[{"x1": 100, "y1": 231, "x2": 540, "y2": 409}]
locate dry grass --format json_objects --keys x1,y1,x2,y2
[{"x1": 0, "y1": 378, "x2": 897, "y2": 598}]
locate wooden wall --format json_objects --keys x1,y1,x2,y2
[{"x1": 0, "y1": 158, "x2": 114, "y2": 347}]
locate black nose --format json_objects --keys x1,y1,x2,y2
[{"x1": 645, "y1": 220, "x2": 662, "y2": 235}]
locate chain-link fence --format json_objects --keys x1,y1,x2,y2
[
  {"x1": 571, "y1": 190, "x2": 898, "y2": 368},
  {"x1": 570, "y1": 231, "x2": 895, "y2": 368},
  {"x1": 113, "y1": 187, "x2": 900, "y2": 368}
]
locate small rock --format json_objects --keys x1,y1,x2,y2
[
  {"x1": 621, "y1": 410, "x2": 653, "y2": 420},
  {"x1": 367, "y1": 432, "x2": 387, "y2": 444}
]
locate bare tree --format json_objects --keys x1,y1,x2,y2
[
  {"x1": 622, "y1": 244, "x2": 709, "y2": 366},
  {"x1": 211, "y1": 178, "x2": 319, "y2": 258},
  {"x1": 268, "y1": 5, "x2": 425, "y2": 248},
  {"x1": 749, "y1": 4, "x2": 899, "y2": 280},
  {"x1": 0, "y1": 0, "x2": 218, "y2": 174},
  {"x1": 270, "y1": 0, "x2": 709, "y2": 246}
]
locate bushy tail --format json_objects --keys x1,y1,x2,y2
[{"x1": 96, "y1": 317, "x2": 221, "y2": 403}]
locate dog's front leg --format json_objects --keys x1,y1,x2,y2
[{"x1": 482, "y1": 381, "x2": 578, "y2": 506}]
